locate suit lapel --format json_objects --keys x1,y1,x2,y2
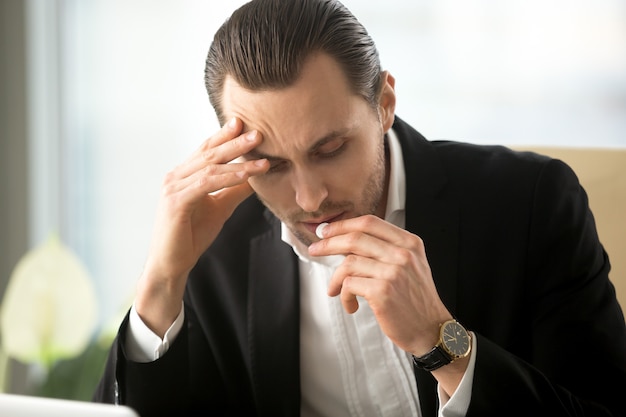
[
  {"x1": 406, "y1": 194, "x2": 460, "y2": 311},
  {"x1": 394, "y1": 118, "x2": 460, "y2": 417},
  {"x1": 395, "y1": 117, "x2": 460, "y2": 315},
  {"x1": 247, "y1": 216, "x2": 301, "y2": 416}
]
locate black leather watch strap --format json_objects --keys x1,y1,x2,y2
[{"x1": 412, "y1": 346, "x2": 452, "y2": 372}]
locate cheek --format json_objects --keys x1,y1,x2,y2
[
  {"x1": 248, "y1": 177, "x2": 271, "y2": 197},
  {"x1": 344, "y1": 150, "x2": 378, "y2": 180},
  {"x1": 248, "y1": 177, "x2": 291, "y2": 207}
]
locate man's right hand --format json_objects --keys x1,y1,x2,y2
[{"x1": 134, "y1": 117, "x2": 269, "y2": 337}]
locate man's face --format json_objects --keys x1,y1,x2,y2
[{"x1": 222, "y1": 53, "x2": 396, "y2": 245}]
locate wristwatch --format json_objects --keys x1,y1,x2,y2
[{"x1": 412, "y1": 319, "x2": 471, "y2": 372}]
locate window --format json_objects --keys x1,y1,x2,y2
[{"x1": 26, "y1": 0, "x2": 626, "y2": 329}]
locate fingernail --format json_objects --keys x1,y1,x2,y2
[
  {"x1": 254, "y1": 158, "x2": 267, "y2": 167},
  {"x1": 316, "y1": 222, "x2": 329, "y2": 239},
  {"x1": 245, "y1": 130, "x2": 257, "y2": 141},
  {"x1": 228, "y1": 117, "x2": 237, "y2": 129}
]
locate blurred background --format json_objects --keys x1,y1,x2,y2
[{"x1": 1, "y1": 0, "x2": 625, "y2": 399}]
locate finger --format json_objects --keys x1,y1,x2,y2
[
  {"x1": 208, "y1": 117, "x2": 244, "y2": 148},
  {"x1": 310, "y1": 218, "x2": 424, "y2": 265},
  {"x1": 319, "y1": 214, "x2": 412, "y2": 249},
  {"x1": 310, "y1": 230, "x2": 397, "y2": 263},
  {"x1": 339, "y1": 276, "x2": 390, "y2": 315},
  {"x1": 327, "y1": 254, "x2": 379, "y2": 296},
  {"x1": 210, "y1": 129, "x2": 262, "y2": 165},
  {"x1": 165, "y1": 158, "x2": 268, "y2": 196},
  {"x1": 163, "y1": 159, "x2": 269, "y2": 210},
  {"x1": 181, "y1": 131, "x2": 262, "y2": 179},
  {"x1": 178, "y1": 121, "x2": 262, "y2": 178},
  {"x1": 340, "y1": 278, "x2": 360, "y2": 314},
  {"x1": 181, "y1": 118, "x2": 241, "y2": 168}
]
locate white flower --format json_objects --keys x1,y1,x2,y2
[{"x1": 0, "y1": 234, "x2": 98, "y2": 368}]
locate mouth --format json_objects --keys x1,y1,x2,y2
[{"x1": 301, "y1": 212, "x2": 345, "y2": 236}]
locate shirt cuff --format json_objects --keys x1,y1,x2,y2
[
  {"x1": 125, "y1": 302, "x2": 185, "y2": 363},
  {"x1": 438, "y1": 331, "x2": 477, "y2": 417}
]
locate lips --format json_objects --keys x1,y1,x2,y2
[{"x1": 302, "y1": 212, "x2": 344, "y2": 235}]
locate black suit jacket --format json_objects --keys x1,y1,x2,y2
[{"x1": 94, "y1": 117, "x2": 626, "y2": 416}]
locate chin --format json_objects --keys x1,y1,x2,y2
[{"x1": 290, "y1": 227, "x2": 314, "y2": 247}]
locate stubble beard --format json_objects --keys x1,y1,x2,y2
[{"x1": 258, "y1": 136, "x2": 388, "y2": 247}]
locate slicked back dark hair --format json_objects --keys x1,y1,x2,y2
[{"x1": 204, "y1": 0, "x2": 382, "y2": 124}]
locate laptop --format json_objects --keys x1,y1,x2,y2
[{"x1": 0, "y1": 393, "x2": 140, "y2": 417}]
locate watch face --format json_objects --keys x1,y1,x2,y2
[{"x1": 441, "y1": 321, "x2": 471, "y2": 357}]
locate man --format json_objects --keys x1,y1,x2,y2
[{"x1": 94, "y1": 0, "x2": 626, "y2": 416}]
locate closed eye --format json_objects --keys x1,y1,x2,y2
[
  {"x1": 314, "y1": 138, "x2": 347, "y2": 159},
  {"x1": 245, "y1": 132, "x2": 351, "y2": 176},
  {"x1": 265, "y1": 140, "x2": 348, "y2": 174}
]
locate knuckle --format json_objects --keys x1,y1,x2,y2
[
  {"x1": 194, "y1": 174, "x2": 210, "y2": 189},
  {"x1": 345, "y1": 232, "x2": 362, "y2": 246},
  {"x1": 159, "y1": 186, "x2": 182, "y2": 212},
  {"x1": 361, "y1": 214, "x2": 378, "y2": 227},
  {"x1": 202, "y1": 164, "x2": 218, "y2": 176},
  {"x1": 354, "y1": 214, "x2": 377, "y2": 231},
  {"x1": 201, "y1": 149, "x2": 215, "y2": 162},
  {"x1": 162, "y1": 170, "x2": 176, "y2": 186},
  {"x1": 161, "y1": 184, "x2": 175, "y2": 197},
  {"x1": 341, "y1": 276, "x2": 353, "y2": 292},
  {"x1": 407, "y1": 233, "x2": 424, "y2": 251},
  {"x1": 383, "y1": 264, "x2": 403, "y2": 282},
  {"x1": 161, "y1": 184, "x2": 176, "y2": 199},
  {"x1": 161, "y1": 175, "x2": 178, "y2": 197},
  {"x1": 333, "y1": 264, "x2": 345, "y2": 278},
  {"x1": 394, "y1": 247, "x2": 413, "y2": 266},
  {"x1": 344, "y1": 254, "x2": 359, "y2": 266}
]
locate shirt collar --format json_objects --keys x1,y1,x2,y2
[{"x1": 384, "y1": 127, "x2": 406, "y2": 222}]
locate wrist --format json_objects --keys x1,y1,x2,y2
[
  {"x1": 412, "y1": 319, "x2": 472, "y2": 372},
  {"x1": 134, "y1": 271, "x2": 188, "y2": 338}
]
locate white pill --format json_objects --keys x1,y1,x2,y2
[{"x1": 315, "y1": 222, "x2": 329, "y2": 239}]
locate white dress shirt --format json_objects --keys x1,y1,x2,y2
[{"x1": 125, "y1": 128, "x2": 476, "y2": 417}]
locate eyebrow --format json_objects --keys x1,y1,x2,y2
[{"x1": 243, "y1": 127, "x2": 352, "y2": 161}]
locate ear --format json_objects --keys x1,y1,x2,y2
[{"x1": 378, "y1": 71, "x2": 396, "y2": 133}]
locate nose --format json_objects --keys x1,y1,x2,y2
[{"x1": 293, "y1": 170, "x2": 328, "y2": 213}]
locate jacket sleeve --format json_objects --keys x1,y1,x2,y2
[
  {"x1": 92, "y1": 311, "x2": 192, "y2": 415},
  {"x1": 93, "y1": 302, "x2": 244, "y2": 417},
  {"x1": 467, "y1": 158, "x2": 626, "y2": 417}
]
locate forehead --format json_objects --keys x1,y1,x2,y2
[{"x1": 221, "y1": 54, "x2": 374, "y2": 155}]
